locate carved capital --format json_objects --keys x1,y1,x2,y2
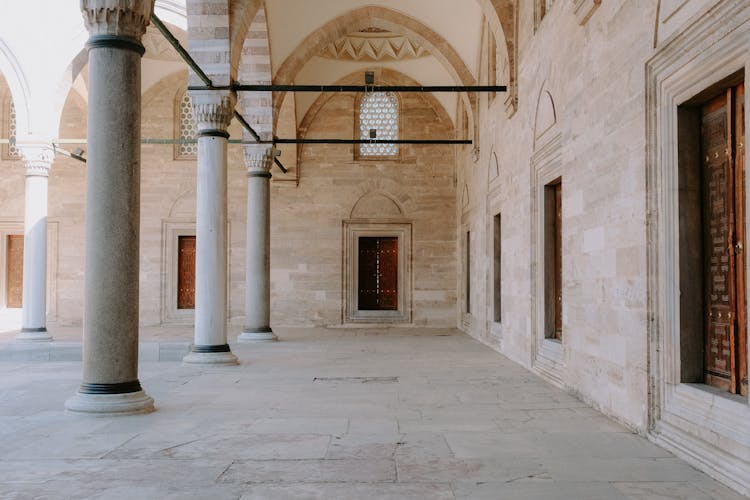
[
  {"x1": 80, "y1": 0, "x2": 154, "y2": 39},
  {"x1": 189, "y1": 90, "x2": 236, "y2": 134},
  {"x1": 244, "y1": 144, "x2": 274, "y2": 175},
  {"x1": 19, "y1": 144, "x2": 54, "y2": 177}
]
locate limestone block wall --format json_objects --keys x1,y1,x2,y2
[
  {"x1": 270, "y1": 90, "x2": 457, "y2": 327},
  {"x1": 458, "y1": 1, "x2": 657, "y2": 431}
]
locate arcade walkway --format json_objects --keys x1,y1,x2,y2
[{"x1": 0, "y1": 328, "x2": 745, "y2": 499}]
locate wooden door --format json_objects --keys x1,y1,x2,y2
[
  {"x1": 702, "y1": 84, "x2": 747, "y2": 395},
  {"x1": 554, "y1": 181, "x2": 563, "y2": 340},
  {"x1": 177, "y1": 235, "x2": 196, "y2": 309},
  {"x1": 5, "y1": 235, "x2": 23, "y2": 308},
  {"x1": 358, "y1": 237, "x2": 398, "y2": 311}
]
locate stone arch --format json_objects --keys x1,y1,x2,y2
[
  {"x1": 488, "y1": 148, "x2": 500, "y2": 183},
  {"x1": 272, "y1": 6, "x2": 477, "y2": 135},
  {"x1": 350, "y1": 192, "x2": 403, "y2": 219},
  {"x1": 155, "y1": 0, "x2": 187, "y2": 31},
  {"x1": 237, "y1": 5, "x2": 273, "y2": 142},
  {"x1": 168, "y1": 189, "x2": 197, "y2": 219},
  {"x1": 229, "y1": 0, "x2": 263, "y2": 83},
  {"x1": 477, "y1": 0, "x2": 518, "y2": 115},
  {"x1": 349, "y1": 178, "x2": 418, "y2": 217},
  {"x1": 533, "y1": 84, "x2": 557, "y2": 150},
  {"x1": 0, "y1": 38, "x2": 31, "y2": 140},
  {"x1": 299, "y1": 68, "x2": 454, "y2": 140}
]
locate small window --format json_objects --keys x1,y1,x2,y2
[
  {"x1": 359, "y1": 91, "x2": 398, "y2": 157},
  {"x1": 493, "y1": 213, "x2": 501, "y2": 322},
  {"x1": 544, "y1": 178, "x2": 562, "y2": 340},
  {"x1": 175, "y1": 91, "x2": 197, "y2": 159}
]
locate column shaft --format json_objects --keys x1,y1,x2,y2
[
  {"x1": 18, "y1": 167, "x2": 50, "y2": 340},
  {"x1": 239, "y1": 147, "x2": 276, "y2": 342},
  {"x1": 66, "y1": 0, "x2": 154, "y2": 414},
  {"x1": 183, "y1": 91, "x2": 238, "y2": 365}
]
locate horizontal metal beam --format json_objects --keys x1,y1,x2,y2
[
  {"x1": 6, "y1": 138, "x2": 472, "y2": 146},
  {"x1": 188, "y1": 84, "x2": 507, "y2": 93},
  {"x1": 272, "y1": 138, "x2": 471, "y2": 145}
]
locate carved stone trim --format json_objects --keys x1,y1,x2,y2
[
  {"x1": 244, "y1": 144, "x2": 274, "y2": 174},
  {"x1": 80, "y1": 0, "x2": 154, "y2": 39},
  {"x1": 574, "y1": 0, "x2": 601, "y2": 26},
  {"x1": 18, "y1": 144, "x2": 54, "y2": 177},
  {"x1": 188, "y1": 90, "x2": 236, "y2": 134}
]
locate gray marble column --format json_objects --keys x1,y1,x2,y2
[
  {"x1": 183, "y1": 90, "x2": 239, "y2": 365},
  {"x1": 66, "y1": 0, "x2": 154, "y2": 415},
  {"x1": 238, "y1": 145, "x2": 276, "y2": 343},
  {"x1": 17, "y1": 144, "x2": 53, "y2": 342}
]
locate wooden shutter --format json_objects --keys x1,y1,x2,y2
[
  {"x1": 5, "y1": 235, "x2": 23, "y2": 308},
  {"x1": 177, "y1": 235, "x2": 196, "y2": 309}
]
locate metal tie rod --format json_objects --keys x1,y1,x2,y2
[{"x1": 189, "y1": 85, "x2": 507, "y2": 93}]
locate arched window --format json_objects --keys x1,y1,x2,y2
[
  {"x1": 175, "y1": 90, "x2": 197, "y2": 159},
  {"x1": 359, "y1": 91, "x2": 398, "y2": 157}
]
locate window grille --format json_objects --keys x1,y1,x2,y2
[{"x1": 359, "y1": 91, "x2": 398, "y2": 157}]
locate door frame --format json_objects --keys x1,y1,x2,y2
[{"x1": 342, "y1": 220, "x2": 412, "y2": 324}]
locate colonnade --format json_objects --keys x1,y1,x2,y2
[{"x1": 6, "y1": 0, "x2": 278, "y2": 415}]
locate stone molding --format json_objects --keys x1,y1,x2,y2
[
  {"x1": 244, "y1": 144, "x2": 274, "y2": 173},
  {"x1": 18, "y1": 144, "x2": 54, "y2": 177},
  {"x1": 188, "y1": 90, "x2": 236, "y2": 134},
  {"x1": 573, "y1": 0, "x2": 601, "y2": 26},
  {"x1": 645, "y1": 0, "x2": 750, "y2": 494},
  {"x1": 80, "y1": 0, "x2": 154, "y2": 39}
]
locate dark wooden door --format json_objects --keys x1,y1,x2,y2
[
  {"x1": 5, "y1": 235, "x2": 23, "y2": 308},
  {"x1": 177, "y1": 235, "x2": 196, "y2": 309},
  {"x1": 553, "y1": 181, "x2": 562, "y2": 340},
  {"x1": 702, "y1": 84, "x2": 747, "y2": 395},
  {"x1": 358, "y1": 236, "x2": 398, "y2": 311}
]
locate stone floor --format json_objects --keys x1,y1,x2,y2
[{"x1": 0, "y1": 328, "x2": 746, "y2": 499}]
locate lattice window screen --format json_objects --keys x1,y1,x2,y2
[
  {"x1": 177, "y1": 92, "x2": 197, "y2": 158},
  {"x1": 7, "y1": 101, "x2": 19, "y2": 159},
  {"x1": 359, "y1": 92, "x2": 398, "y2": 157}
]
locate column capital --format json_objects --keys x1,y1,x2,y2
[
  {"x1": 18, "y1": 144, "x2": 54, "y2": 177},
  {"x1": 189, "y1": 90, "x2": 236, "y2": 135},
  {"x1": 243, "y1": 144, "x2": 274, "y2": 175},
  {"x1": 80, "y1": 0, "x2": 154, "y2": 40}
]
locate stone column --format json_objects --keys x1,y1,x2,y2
[
  {"x1": 66, "y1": 0, "x2": 154, "y2": 415},
  {"x1": 183, "y1": 90, "x2": 239, "y2": 365},
  {"x1": 17, "y1": 144, "x2": 53, "y2": 341},
  {"x1": 238, "y1": 145, "x2": 277, "y2": 342}
]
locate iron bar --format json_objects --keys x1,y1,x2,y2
[
  {"x1": 274, "y1": 158, "x2": 288, "y2": 174},
  {"x1": 5, "y1": 138, "x2": 472, "y2": 146},
  {"x1": 189, "y1": 84, "x2": 507, "y2": 93}
]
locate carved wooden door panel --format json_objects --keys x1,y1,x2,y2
[
  {"x1": 378, "y1": 237, "x2": 398, "y2": 310},
  {"x1": 5, "y1": 235, "x2": 23, "y2": 308},
  {"x1": 358, "y1": 237, "x2": 379, "y2": 310},
  {"x1": 358, "y1": 237, "x2": 398, "y2": 311},
  {"x1": 702, "y1": 85, "x2": 747, "y2": 395},
  {"x1": 177, "y1": 235, "x2": 196, "y2": 309},
  {"x1": 734, "y1": 83, "x2": 748, "y2": 396}
]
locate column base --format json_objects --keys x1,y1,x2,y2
[
  {"x1": 16, "y1": 328, "x2": 52, "y2": 342},
  {"x1": 183, "y1": 344, "x2": 238, "y2": 365},
  {"x1": 238, "y1": 328, "x2": 277, "y2": 343},
  {"x1": 65, "y1": 390, "x2": 154, "y2": 416}
]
